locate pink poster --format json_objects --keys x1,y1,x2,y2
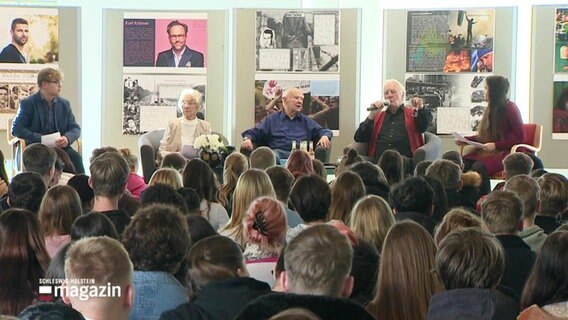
[
  {"x1": 154, "y1": 19, "x2": 207, "y2": 67},
  {"x1": 123, "y1": 14, "x2": 207, "y2": 68}
]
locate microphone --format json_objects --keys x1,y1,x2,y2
[{"x1": 366, "y1": 101, "x2": 390, "y2": 111}]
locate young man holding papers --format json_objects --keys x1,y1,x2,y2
[{"x1": 12, "y1": 68, "x2": 84, "y2": 173}]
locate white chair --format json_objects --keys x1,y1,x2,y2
[{"x1": 246, "y1": 261, "x2": 276, "y2": 287}]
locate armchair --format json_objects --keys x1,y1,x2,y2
[
  {"x1": 7, "y1": 118, "x2": 82, "y2": 176},
  {"x1": 239, "y1": 139, "x2": 331, "y2": 164},
  {"x1": 346, "y1": 132, "x2": 441, "y2": 167},
  {"x1": 138, "y1": 129, "x2": 230, "y2": 183},
  {"x1": 459, "y1": 123, "x2": 543, "y2": 179}
]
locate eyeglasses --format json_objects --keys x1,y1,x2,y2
[{"x1": 48, "y1": 81, "x2": 63, "y2": 86}]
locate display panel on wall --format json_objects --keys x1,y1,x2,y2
[
  {"x1": 406, "y1": 9, "x2": 494, "y2": 73},
  {"x1": 554, "y1": 8, "x2": 568, "y2": 73},
  {"x1": 123, "y1": 12, "x2": 207, "y2": 70},
  {"x1": 0, "y1": 7, "x2": 58, "y2": 130},
  {"x1": 255, "y1": 10, "x2": 339, "y2": 72},
  {"x1": 404, "y1": 73, "x2": 489, "y2": 135},
  {"x1": 551, "y1": 79, "x2": 568, "y2": 140},
  {"x1": 122, "y1": 74, "x2": 206, "y2": 135},
  {"x1": 254, "y1": 75, "x2": 339, "y2": 136},
  {"x1": 122, "y1": 12, "x2": 207, "y2": 135}
]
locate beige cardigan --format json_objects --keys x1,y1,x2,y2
[{"x1": 159, "y1": 117, "x2": 211, "y2": 156}]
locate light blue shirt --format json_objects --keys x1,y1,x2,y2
[{"x1": 129, "y1": 271, "x2": 188, "y2": 320}]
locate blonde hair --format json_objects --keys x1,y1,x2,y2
[
  {"x1": 328, "y1": 171, "x2": 365, "y2": 224},
  {"x1": 481, "y1": 191, "x2": 523, "y2": 235},
  {"x1": 118, "y1": 148, "x2": 138, "y2": 172},
  {"x1": 434, "y1": 208, "x2": 483, "y2": 246},
  {"x1": 349, "y1": 195, "x2": 395, "y2": 253},
  {"x1": 285, "y1": 224, "x2": 353, "y2": 296},
  {"x1": 149, "y1": 167, "x2": 183, "y2": 189},
  {"x1": 38, "y1": 185, "x2": 82, "y2": 237},
  {"x1": 220, "y1": 169, "x2": 275, "y2": 246},
  {"x1": 504, "y1": 174, "x2": 540, "y2": 220},
  {"x1": 367, "y1": 221, "x2": 442, "y2": 320},
  {"x1": 220, "y1": 152, "x2": 249, "y2": 203},
  {"x1": 65, "y1": 236, "x2": 133, "y2": 288},
  {"x1": 89, "y1": 152, "x2": 129, "y2": 197}
]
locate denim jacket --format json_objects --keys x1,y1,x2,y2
[{"x1": 129, "y1": 271, "x2": 189, "y2": 320}]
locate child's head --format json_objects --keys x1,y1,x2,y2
[{"x1": 119, "y1": 148, "x2": 138, "y2": 172}]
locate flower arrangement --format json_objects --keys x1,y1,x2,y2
[{"x1": 194, "y1": 134, "x2": 227, "y2": 154}]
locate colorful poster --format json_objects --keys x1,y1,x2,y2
[
  {"x1": 123, "y1": 12, "x2": 207, "y2": 69},
  {"x1": 255, "y1": 10, "x2": 340, "y2": 72},
  {"x1": 122, "y1": 75, "x2": 206, "y2": 135},
  {"x1": 0, "y1": 8, "x2": 59, "y2": 65},
  {"x1": 552, "y1": 80, "x2": 568, "y2": 139},
  {"x1": 407, "y1": 10, "x2": 494, "y2": 73},
  {"x1": 405, "y1": 73, "x2": 490, "y2": 134},
  {"x1": 554, "y1": 9, "x2": 568, "y2": 73},
  {"x1": 254, "y1": 75, "x2": 340, "y2": 136}
]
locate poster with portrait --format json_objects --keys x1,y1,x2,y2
[
  {"x1": 0, "y1": 69, "x2": 37, "y2": 130},
  {"x1": 0, "y1": 8, "x2": 58, "y2": 130},
  {"x1": 405, "y1": 73, "x2": 490, "y2": 135},
  {"x1": 0, "y1": 7, "x2": 59, "y2": 65},
  {"x1": 552, "y1": 79, "x2": 568, "y2": 140},
  {"x1": 123, "y1": 12, "x2": 207, "y2": 70},
  {"x1": 406, "y1": 9, "x2": 494, "y2": 73},
  {"x1": 554, "y1": 8, "x2": 568, "y2": 73},
  {"x1": 122, "y1": 74, "x2": 206, "y2": 135},
  {"x1": 255, "y1": 10, "x2": 340, "y2": 72},
  {"x1": 254, "y1": 75, "x2": 340, "y2": 136}
]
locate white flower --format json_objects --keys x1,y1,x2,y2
[{"x1": 194, "y1": 134, "x2": 225, "y2": 152}]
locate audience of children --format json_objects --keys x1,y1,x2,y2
[{"x1": 0, "y1": 141, "x2": 567, "y2": 319}]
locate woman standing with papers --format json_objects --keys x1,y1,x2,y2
[{"x1": 455, "y1": 75, "x2": 524, "y2": 195}]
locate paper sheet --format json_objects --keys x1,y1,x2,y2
[
  {"x1": 451, "y1": 132, "x2": 484, "y2": 148},
  {"x1": 41, "y1": 132, "x2": 61, "y2": 147}
]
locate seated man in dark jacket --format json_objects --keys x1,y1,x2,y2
[
  {"x1": 235, "y1": 224, "x2": 374, "y2": 320},
  {"x1": 389, "y1": 176, "x2": 438, "y2": 235},
  {"x1": 354, "y1": 79, "x2": 432, "y2": 174},
  {"x1": 241, "y1": 88, "x2": 332, "y2": 163},
  {"x1": 428, "y1": 228, "x2": 519, "y2": 320}
]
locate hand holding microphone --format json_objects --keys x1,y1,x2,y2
[
  {"x1": 366, "y1": 100, "x2": 389, "y2": 120},
  {"x1": 367, "y1": 100, "x2": 390, "y2": 111}
]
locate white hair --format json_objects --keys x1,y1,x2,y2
[
  {"x1": 177, "y1": 88, "x2": 202, "y2": 112},
  {"x1": 384, "y1": 79, "x2": 405, "y2": 97}
]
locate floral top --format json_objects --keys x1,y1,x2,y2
[{"x1": 243, "y1": 243, "x2": 277, "y2": 262}]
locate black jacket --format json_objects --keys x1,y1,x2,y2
[
  {"x1": 235, "y1": 292, "x2": 375, "y2": 320},
  {"x1": 364, "y1": 180, "x2": 390, "y2": 201},
  {"x1": 350, "y1": 240, "x2": 379, "y2": 306},
  {"x1": 395, "y1": 211, "x2": 438, "y2": 236},
  {"x1": 446, "y1": 189, "x2": 476, "y2": 212},
  {"x1": 534, "y1": 215, "x2": 562, "y2": 235},
  {"x1": 160, "y1": 277, "x2": 270, "y2": 320},
  {"x1": 496, "y1": 235, "x2": 536, "y2": 298}
]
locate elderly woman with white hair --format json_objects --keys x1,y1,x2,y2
[{"x1": 159, "y1": 88, "x2": 211, "y2": 158}]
